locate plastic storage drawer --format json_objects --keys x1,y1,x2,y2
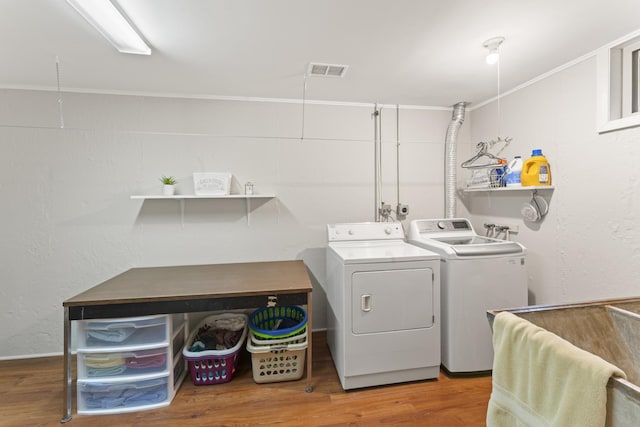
[
  {"x1": 77, "y1": 347, "x2": 169, "y2": 380},
  {"x1": 77, "y1": 315, "x2": 168, "y2": 350},
  {"x1": 77, "y1": 376, "x2": 170, "y2": 415}
]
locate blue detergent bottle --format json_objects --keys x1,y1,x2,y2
[{"x1": 506, "y1": 156, "x2": 523, "y2": 187}]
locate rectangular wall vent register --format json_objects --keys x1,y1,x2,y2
[{"x1": 308, "y1": 63, "x2": 349, "y2": 78}]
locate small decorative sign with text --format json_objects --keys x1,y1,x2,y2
[{"x1": 193, "y1": 172, "x2": 232, "y2": 195}]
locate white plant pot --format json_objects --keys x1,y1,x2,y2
[{"x1": 163, "y1": 184, "x2": 176, "y2": 196}]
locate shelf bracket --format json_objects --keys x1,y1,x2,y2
[
  {"x1": 245, "y1": 198, "x2": 251, "y2": 226},
  {"x1": 180, "y1": 199, "x2": 185, "y2": 228}
]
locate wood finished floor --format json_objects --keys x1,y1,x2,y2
[{"x1": 0, "y1": 332, "x2": 492, "y2": 426}]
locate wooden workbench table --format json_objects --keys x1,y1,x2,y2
[{"x1": 61, "y1": 260, "x2": 313, "y2": 423}]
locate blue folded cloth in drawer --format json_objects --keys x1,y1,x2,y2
[
  {"x1": 82, "y1": 378, "x2": 167, "y2": 409},
  {"x1": 87, "y1": 365, "x2": 127, "y2": 377}
]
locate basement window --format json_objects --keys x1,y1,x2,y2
[{"x1": 597, "y1": 31, "x2": 640, "y2": 133}]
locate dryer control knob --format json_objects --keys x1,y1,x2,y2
[
  {"x1": 384, "y1": 227, "x2": 392, "y2": 235},
  {"x1": 437, "y1": 221, "x2": 447, "y2": 230},
  {"x1": 348, "y1": 229, "x2": 354, "y2": 235}
]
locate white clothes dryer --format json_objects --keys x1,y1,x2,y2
[
  {"x1": 326, "y1": 222, "x2": 441, "y2": 390},
  {"x1": 407, "y1": 218, "x2": 527, "y2": 374}
]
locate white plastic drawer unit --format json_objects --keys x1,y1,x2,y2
[
  {"x1": 173, "y1": 358, "x2": 186, "y2": 388},
  {"x1": 77, "y1": 348, "x2": 169, "y2": 380},
  {"x1": 171, "y1": 326, "x2": 186, "y2": 359},
  {"x1": 171, "y1": 313, "x2": 186, "y2": 330},
  {"x1": 77, "y1": 315, "x2": 169, "y2": 350},
  {"x1": 77, "y1": 376, "x2": 170, "y2": 414},
  {"x1": 74, "y1": 313, "x2": 188, "y2": 416}
]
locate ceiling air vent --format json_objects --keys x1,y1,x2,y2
[{"x1": 308, "y1": 63, "x2": 349, "y2": 78}]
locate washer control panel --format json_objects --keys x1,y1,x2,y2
[
  {"x1": 327, "y1": 222, "x2": 404, "y2": 241},
  {"x1": 412, "y1": 218, "x2": 474, "y2": 234}
]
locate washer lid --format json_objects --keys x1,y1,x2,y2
[
  {"x1": 412, "y1": 236, "x2": 524, "y2": 256},
  {"x1": 328, "y1": 240, "x2": 440, "y2": 263},
  {"x1": 408, "y1": 218, "x2": 525, "y2": 257},
  {"x1": 442, "y1": 240, "x2": 524, "y2": 256}
]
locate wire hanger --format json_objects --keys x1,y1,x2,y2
[{"x1": 461, "y1": 141, "x2": 506, "y2": 169}]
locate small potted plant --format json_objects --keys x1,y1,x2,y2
[{"x1": 160, "y1": 175, "x2": 178, "y2": 196}]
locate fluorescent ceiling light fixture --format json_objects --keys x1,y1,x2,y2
[
  {"x1": 65, "y1": 0, "x2": 151, "y2": 55},
  {"x1": 483, "y1": 36, "x2": 505, "y2": 65}
]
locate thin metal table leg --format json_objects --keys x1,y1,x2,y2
[
  {"x1": 305, "y1": 291, "x2": 313, "y2": 393},
  {"x1": 61, "y1": 306, "x2": 72, "y2": 423}
]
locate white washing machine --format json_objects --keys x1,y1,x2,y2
[
  {"x1": 326, "y1": 222, "x2": 441, "y2": 390},
  {"x1": 407, "y1": 218, "x2": 527, "y2": 374}
]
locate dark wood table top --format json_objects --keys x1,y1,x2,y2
[{"x1": 63, "y1": 260, "x2": 311, "y2": 307}]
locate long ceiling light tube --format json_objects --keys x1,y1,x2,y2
[{"x1": 65, "y1": 0, "x2": 151, "y2": 55}]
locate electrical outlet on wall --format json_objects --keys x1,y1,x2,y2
[{"x1": 397, "y1": 204, "x2": 409, "y2": 216}]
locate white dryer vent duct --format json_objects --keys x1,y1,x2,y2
[{"x1": 444, "y1": 102, "x2": 468, "y2": 218}]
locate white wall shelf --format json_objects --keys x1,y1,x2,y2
[
  {"x1": 130, "y1": 194, "x2": 276, "y2": 226},
  {"x1": 463, "y1": 185, "x2": 554, "y2": 220},
  {"x1": 130, "y1": 194, "x2": 275, "y2": 200},
  {"x1": 463, "y1": 185, "x2": 554, "y2": 193}
]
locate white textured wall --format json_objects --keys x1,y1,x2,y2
[
  {"x1": 466, "y1": 56, "x2": 640, "y2": 306},
  {"x1": 11, "y1": 52, "x2": 637, "y2": 360},
  {"x1": 0, "y1": 89, "x2": 456, "y2": 358}
]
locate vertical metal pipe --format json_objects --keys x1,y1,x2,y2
[
  {"x1": 373, "y1": 104, "x2": 382, "y2": 221},
  {"x1": 61, "y1": 306, "x2": 72, "y2": 423},
  {"x1": 378, "y1": 106, "x2": 383, "y2": 219},
  {"x1": 444, "y1": 102, "x2": 468, "y2": 218},
  {"x1": 396, "y1": 105, "x2": 400, "y2": 206}
]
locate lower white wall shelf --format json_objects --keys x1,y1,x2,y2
[
  {"x1": 462, "y1": 185, "x2": 555, "y2": 220},
  {"x1": 130, "y1": 194, "x2": 276, "y2": 226}
]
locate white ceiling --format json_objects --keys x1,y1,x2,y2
[{"x1": 2, "y1": 0, "x2": 640, "y2": 107}]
